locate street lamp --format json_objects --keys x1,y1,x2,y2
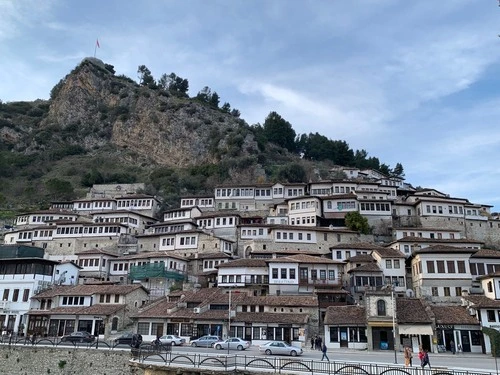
[{"x1": 392, "y1": 285, "x2": 397, "y2": 364}]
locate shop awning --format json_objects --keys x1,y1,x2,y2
[{"x1": 398, "y1": 325, "x2": 433, "y2": 335}]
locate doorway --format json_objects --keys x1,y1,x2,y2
[{"x1": 340, "y1": 328, "x2": 348, "y2": 347}]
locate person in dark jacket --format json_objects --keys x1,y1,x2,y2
[{"x1": 321, "y1": 343, "x2": 330, "y2": 361}]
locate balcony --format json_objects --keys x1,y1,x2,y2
[
  {"x1": 219, "y1": 275, "x2": 269, "y2": 286},
  {"x1": 298, "y1": 278, "x2": 336, "y2": 286}
]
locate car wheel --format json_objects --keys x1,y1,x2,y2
[
  {"x1": 191, "y1": 342, "x2": 197, "y2": 347},
  {"x1": 237, "y1": 345, "x2": 243, "y2": 351},
  {"x1": 172, "y1": 341, "x2": 177, "y2": 346},
  {"x1": 290, "y1": 350, "x2": 297, "y2": 357},
  {"x1": 215, "y1": 344, "x2": 222, "y2": 350},
  {"x1": 265, "y1": 349, "x2": 272, "y2": 355}
]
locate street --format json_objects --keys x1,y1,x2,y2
[{"x1": 163, "y1": 345, "x2": 498, "y2": 372}]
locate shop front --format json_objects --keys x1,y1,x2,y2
[{"x1": 436, "y1": 324, "x2": 483, "y2": 353}]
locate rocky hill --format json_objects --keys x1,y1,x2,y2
[{"x1": 0, "y1": 58, "x2": 311, "y2": 212}]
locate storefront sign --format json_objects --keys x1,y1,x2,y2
[{"x1": 437, "y1": 325, "x2": 453, "y2": 329}]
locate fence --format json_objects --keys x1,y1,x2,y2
[{"x1": 0, "y1": 335, "x2": 495, "y2": 375}]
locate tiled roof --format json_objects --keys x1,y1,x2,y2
[
  {"x1": 471, "y1": 249, "x2": 500, "y2": 259},
  {"x1": 324, "y1": 306, "x2": 366, "y2": 325},
  {"x1": 347, "y1": 263, "x2": 382, "y2": 273},
  {"x1": 116, "y1": 251, "x2": 187, "y2": 261},
  {"x1": 216, "y1": 258, "x2": 268, "y2": 268},
  {"x1": 75, "y1": 248, "x2": 119, "y2": 257},
  {"x1": 267, "y1": 254, "x2": 344, "y2": 264},
  {"x1": 187, "y1": 252, "x2": 233, "y2": 260},
  {"x1": 132, "y1": 298, "x2": 177, "y2": 318},
  {"x1": 29, "y1": 304, "x2": 126, "y2": 316},
  {"x1": 396, "y1": 298, "x2": 432, "y2": 324},
  {"x1": 330, "y1": 242, "x2": 387, "y2": 251},
  {"x1": 413, "y1": 245, "x2": 478, "y2": 255},
  {"x1": 430, "y1": 305, "x2": 480, "y2": 325},
  {"x1": 372, "y1": 248, "x2": 405, "y2": 258},
  {"x1": 347, "y1": 254, "x2": 375, "y2": 263},
  {"x1": 396, "y1": 237, "x2": 483, "y2": 245},
  {"x1": 464, "y1": 295, "x2": 500, "y2": 308},
  {"x1": 234, "y1": 312, "x2": 308, "y2": 324}
]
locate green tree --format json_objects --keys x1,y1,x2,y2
[
  {"x1": 344, "y1": 211, "x2": 370, "y2": 234},
  {"x1": 392, "y1": 163, "x2": 405, "y2": 177},
  {"x1": 482, "y1": 327, "x2": 500, "y2": 357},
  {"x1": 158, "y1": 73, "x2": 189, "y2": 96},
  {"x1": 263, "y1": 111, "x2": 296, "y2": 152},
  {"x1": 209, "y1": 91, "x2": 220, "y2": 108},
  {"x1": 137, "y1": 65, "x2": 156, "y2": 89},
  {"x1": 81, "y1": 168, "x2": 104, "y2": 187},
  {"x1": 277, "y1": 163, "x2": 306, "y2": 183},
  {"x1": 221, "y1": 102, "x2": 231, "y2": 113},
  {"x1": 230, "y1": 108, "x2": 240, "y2": 118},
  {"x1": 45, "y1": 179, "x2": 75, "y2": 200}
]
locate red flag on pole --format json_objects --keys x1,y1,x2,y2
[{"x1": 96, "y1": 39, "x2": 100, "y2": 48}]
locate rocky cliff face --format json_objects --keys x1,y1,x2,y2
[{"x1": 40, "y1": 57, "x2": 257, "y2": 167}]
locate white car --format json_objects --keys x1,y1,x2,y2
[
  {"x1": 214, "y1": 337, "x2": 251, "y2": 351},
  {"x1": 153, "y1": 335, "x2": 185, "y2": 346},
  {"x1": 259, "y1": 341, "x2": 303, "y2": 356}
]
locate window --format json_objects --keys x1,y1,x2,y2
[
  {"x1": 426, "y1": 261, "x2": 435, "y2": 273},
  {"x1": 311, "y1": 270, "x2": 318, "y2": 279},
  {"x1": 457, "y1": 261, "x2": 466, "y2": 273},
  {"x1": 2, "y1": 289, "x2": 9, "y2": 301},
  {"x1": 488, "y1": 281, "x2": 493, "y2": 293},
  {"x1": 437, "y1": 261, "x2": 445, "y2": 273},
  {"x1": 487, "y1": 310, "x2": 496, "y2": 322},
  {"x1": 320, "y1": 270, "x2": 326, "y2": 280},
  {"x1": 447, "y1": 261, "x2": 455, "y2": 273},
  {"x1": 272, "y1": 268, "x2": 278, "y2": 279},
  {"x1": 289, "y1": 269, "x2": 296, "y2": 279},
  {"x1": 281, "y1": 268, "x2": 287, "y2": 279},
  {"x1": 431, "y1": 287, "x2": 439, "y2": 296},
  {"x1": 455, "y1": 287, "x2": 462, "y2": 296},
  {"x1": 137, "y1": 322, "x2": 150, "y2": 335},
  {"x1": 12, "y1": 289, "x2": 19, "y2": 302},
  {"x1": 328, "y1": 270, "x2": 335, "y2": 280},
  {"x1": 377, "y1": 300, "x2": 386, "y2": 316},
  {"x1": 444, "y1": 287, "x2": 450, "y2": 296},
  {"x1": 394, "y1": 259, "x2": 400, "y2": 268},
  {"x1": 22, "y1": 289, "x2": 30, "y2": 302},
  {"x1": 385, "y1": 260, "x2": 392, "y2": 269}
]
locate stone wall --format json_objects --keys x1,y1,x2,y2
[{"x1": 0, "y1": 345, "x2": 143, "y2": 375}]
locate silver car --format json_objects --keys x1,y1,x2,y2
[
  {"x1": 190, "y1": 335, "x2": 222, "y2": 347},
  {"x1": 214, "y1": 337, "x2": 251, "y2": 351},
  {"x1": 259, "y1": 341, "x2": 303, "y2": 356},
  {"x1": 154, "y1": 334, "x2": 185, "y2": 346}
]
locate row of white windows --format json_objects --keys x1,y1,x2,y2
[
  {"x1": 78, "y1": 258, "x2": 106, "y2": 267},
  {"x1": 326, "y1": 201, "x2": 356, "y2": 210},
  {"x1": 276, "y1": 232, "x2": 311, "y2": 241},
  {"x1": 360, "y1": 202, "x2": 391, "y2": 211},
  {"x1": 290, "y1": 201, "x2": 319, "y2": 210},
  {"x1": 117, "y1": 200, "x2": 152, "y2": 207},
  {"x1": 164, "y1": 211, "x2": 189, "y2": 219},
  {"x1": 62, "y1": 296, "x2": 85, "y2": 305},
  {"x1": 181, "y1": 198, "x2": 213, "y2": 206},
  {"x1": 289, "y1": 216, "x2": 316, "y2": 225},
  {"x1": 95, "y1": 217, "x2": 138, "y2": 225},
  {"x1": 1, "y1": 288, "x2": 30, "y2": 302},
  {"x1": 241, "y1": 228, "x2": 265, "y2": 236},
  {"x1": 155, "y1": 225, "x2": 186, "y2": 234},
  {"x1": 216, "y1": 188, "x2": 304, "y2": 198},
  {"x1": 55, "y1": 226, "x2": 121, "y2": 235}
]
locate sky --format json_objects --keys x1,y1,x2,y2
[{"x1": 1, "y1": 0, "x2": 499, "y2": 212}]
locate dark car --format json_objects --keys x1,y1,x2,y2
[
  {"x1": 114, "y1": 332, "x2": 134, "y2": 345},
  {"x1": 61, "y1": 331, "x2": 95, "y2": 343}
]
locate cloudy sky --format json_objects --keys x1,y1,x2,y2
[{"x1": 1, "y1": 0, "x2": 499, "y2": 211}]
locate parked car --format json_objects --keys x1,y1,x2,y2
[
  {"x1": 60, "y1": 331, "x2": 95, "y2": 343},
  {"x1": 153, "y1": 335, "x2": 185, "y2": 346},
  {"x1": 214, "y1": 337, "x2": 250, "y2": 351},
  {"x1": 259, "y1": 341, "x2": 303, "y2": 356},
  {"x1": 190, "y1": 335, "x2": 222, "y2": 347},
  {"x1": 114, "y1": 332, "x2": 134, "y2": 345}
]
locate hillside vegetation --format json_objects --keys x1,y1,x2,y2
[{"x1": 0, "y1": 57, "x2": 404, "y2": 213}]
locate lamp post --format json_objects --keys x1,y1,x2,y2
[
  {"x1": 392, "y1": 286, "x2": 397, "y2": 364},
  {"x1": 228, "y1": 289, "x2": 232, "y2": 355}
]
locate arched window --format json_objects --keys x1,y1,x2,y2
[{"x1": 377, "y1": 300, "x2": 386, "y2": 316}]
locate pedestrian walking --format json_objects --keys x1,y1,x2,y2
[
  {"x1": 420, "y1": 348, "x2": 431, "y2": 369},
  {"x1": 311, "y1": 336, "x2": 315, "y2": 350},
  {"x1": 321, "y1": 343, "x2": 330, "y2": 361},
  {"x1": 404, "y1": 346, "x2": 412, "y2": 367},
  {"x1": 450, "y1": 340, "x2": 456, "y2": 354},
  {"x1": 317, "y1": 336, "x2": 323, "y2": 351}
]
